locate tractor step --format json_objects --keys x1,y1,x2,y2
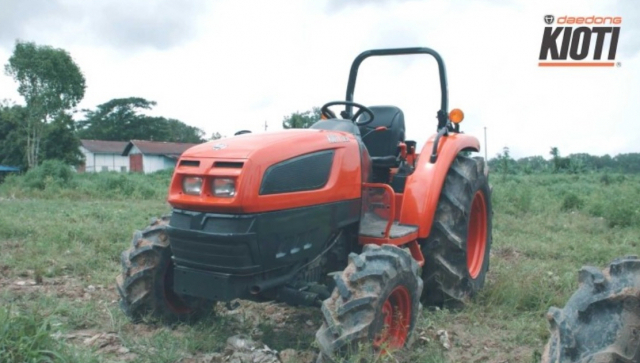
[{"x1": 359, "y1": 212, "x2": 418, "y2": 239}]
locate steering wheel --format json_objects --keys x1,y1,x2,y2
[{"x1": 320, "y1": 101, "x2": 375, "y2": 126}]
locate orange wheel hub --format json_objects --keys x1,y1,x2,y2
[{"x1": 373, "y1": 286, "x2": 412, "y2": 350}]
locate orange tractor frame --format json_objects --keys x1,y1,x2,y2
[{"x1": 116, "y1": 47, "x2": 493, "y2": 360}]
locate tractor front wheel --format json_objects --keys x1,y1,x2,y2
[
  {"x1": 421, "y1": 155, "x2": 493, "y2": 307},
  {"x1": 542, "y1": 257, "x2": 640, "y2": 362},
  {"x1": 316, "y1": 244, "x2": 423, "y2": 361},
  {"x1": 115, "y1": 216, "x2": 214, "y2": 323}
]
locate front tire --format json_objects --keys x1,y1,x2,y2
[
  {"x1": 542, "y1": 257, "x2": 640, "y2": 363},
  {"x1": 316, "y1": 244, "x2": 423, "y2": 361},
  {"x1": 421, "y1": 155, "x2": 493, "y2": 306},
  {"x1": 115, "y1": 216, "x2": 214, "y2": 323}
]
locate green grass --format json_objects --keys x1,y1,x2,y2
[{"x1": 1, "y1": 170, "x2": 640, "y2": 362}]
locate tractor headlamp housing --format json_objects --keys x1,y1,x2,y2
[
  {"x1": 212, "y1": 178, "x2": 236, "y2": 197},
  {"x1": 182, "y1": 176, "x2": 203, "y2": 195}
]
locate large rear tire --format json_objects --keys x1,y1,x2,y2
[
  {"x1": 115, "y1": 216, "x2": 215, "y2": 323},
  {"x1": 541, "y1": 257, "x2": 640, "y2": 363},
  {"x1": 315, "y1": 244, "x2": 423, "y2": 362},
  {"x1": 420, "y1": 155, "x2": 493, "y2": 306}
]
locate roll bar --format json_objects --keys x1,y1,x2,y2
[{"x1": 344, "y1": 47, "x2": 450, "y2": 130}]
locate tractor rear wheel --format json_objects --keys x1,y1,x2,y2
[
  {"x1": 316, "y1": 244, "x2": 423, "y2": 361},
  {"x1": 541, "y1": 257, "x2": 640, "y2": 363},
  {"x1": 115, "y1": 216, "x2": 214, "y2": 323},
  {"x1": 420, "y1": 155, "x2": 492, "y2": 307}
]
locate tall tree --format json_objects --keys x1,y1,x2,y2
[
  {"x1": 77, "y1": 97, "x2": 205, "y2": 143},
  {"x1": 0, "y1": 102, "x2": 28, "y2": 169},
  {"x1": 282, "y1": 107, "x2": 321, "y2": 129},
  {"x1": 41, "y1": 112, "x2": 83, "y2": 166},
  {"x1": 4, "y1": 41, "x2": 86, "y2": 168}
]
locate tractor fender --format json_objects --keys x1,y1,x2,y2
[{"x1": 399, "y1": 133, "x2": 480, "y2": 238}]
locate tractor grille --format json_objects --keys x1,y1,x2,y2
[{"x1": 167, "y1": 210, "x2": 261, "y2": 274}]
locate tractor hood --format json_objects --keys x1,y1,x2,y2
[
  {"x1": 169, "y1": 128, "x2": 362, "y2": 214},
  {"x1": 181, "y1": 130, "x2": 321, "y2": 159}
]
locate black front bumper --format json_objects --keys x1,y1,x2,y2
[{"x1": 166, "y1": 200, "x2": 360, "y2": 302}]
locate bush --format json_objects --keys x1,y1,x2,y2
[
  {"x1": 561, "y1": 193, "x2": 584, "y2": 211},
  {"x1": 21, "y1": 160, "x2": 75, "y2": 190}
]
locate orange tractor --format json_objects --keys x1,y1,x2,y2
[{"x1": 116, "y1": 47, "x2": 493, "y2": 360}]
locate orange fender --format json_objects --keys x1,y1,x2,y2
[{"x1": 399, "y1": 133, "x2": 480, "y2": 238}]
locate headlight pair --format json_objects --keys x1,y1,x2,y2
[{"x1": 182, "y1": 176, "x2": 235, "y2": 197}]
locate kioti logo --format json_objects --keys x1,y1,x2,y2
[{"x1": 539, "y1": 15, "x2": 622, "y2": 67}]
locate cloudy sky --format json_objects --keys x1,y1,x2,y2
[{"x1": 1, "y1": 0, "x2": 638, "y2": 159}]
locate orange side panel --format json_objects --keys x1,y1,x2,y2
[
  {"x1": 394, "y1": 193, "x2": 403, "y2": 220},
  {"x1": 399, "y1": 133, "x2": 480, "y2": 238}
]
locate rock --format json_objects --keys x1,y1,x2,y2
[
  {"x1": 226, "y1": 334, "x2": 257, "y2": 352},
  {"x1": 437, "y1": 329, "x2": 451, "y2": 350},
  {"x1": 279, "y1": 349, "x2": 297, "y2": 363}
]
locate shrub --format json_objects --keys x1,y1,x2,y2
[
  {"x1": 561, "y1": 193, "x2": 584, "y2": 212},
  {"x1": 21, "y1": 160, "x2": 75, "y2": 190}
]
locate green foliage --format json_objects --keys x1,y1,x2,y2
[
  {"x1": 561, "y1": 193, "x2": 584, "y2": 211},
  {"x1": 0, "y1": 104, "x2": 84, "y2": 170},
  {"x1": 18, "y1": 159, "x2": 74, "y2": 190},
  {"x1": 4, "y1": 40, "x2": 86, "y2": 169},
  {"x1": 1, "y1": 172, "x2": 640, "y2": 362},
  {"x1": 40, "y1": 112, "x2": 84, "y2": 166},
  {"x1": 488, "y1": 147, "x2": 640, "y2": 175},
  {"x1": 0, "y1": 102, "x2": 27, "y2": 169},
  {"x1": 0, "y1": 305, "x2": 95, "y2": 363},
  {"x1": 282, "y1": 107, "x2": 321, "y2": 129},
  {"x1": 77, "y1": 97, "x2": 205, "y2": 143},
  {"x1": 1, "y1": 167, "x2": 171, "y2": 200}
]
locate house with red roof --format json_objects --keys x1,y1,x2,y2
[
  {"x1": 122, "y1": 140, "x2": 198, "y2": 173},
  {"x1": 79, "y1": 140, "x2": 129, "y2": 172},
  {"x1": 79, "y1": 139, "x2": 198, "y2": 173}
]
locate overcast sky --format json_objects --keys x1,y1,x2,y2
[{"x1": 0, "y1": 0, "x2": 638, "y2": 159}]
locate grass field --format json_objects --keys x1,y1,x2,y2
[{"x1": 1, "y1": 167, "x2": 639, "y2": 363}]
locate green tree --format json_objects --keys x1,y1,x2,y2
[
  {"x1": 210, "y1": 132, "x2": 222, "y2": 140},
  {"x1": 41, "y1": 112, "x2": 83, "y2": 166},
  {"x1": 494, "y1": 146, "x2": 517, "y2": 179},
  {"x1": 0, "y1": 102, "x2": 28, "y2": 169},
  {"x1": 550, "y1": 147, "x2": 570, "y2": 173},
  {"x1": 77, "y1": 97, "x2": 205, "y2": 143},
  {"x1": 4, "y1": 41, "x2": 86, "y2": 168},
  {"x1": 282, "y1": 107, "x2": 321, "y2": 129}
]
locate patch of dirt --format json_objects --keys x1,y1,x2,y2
[
  {"x1": 412, "y1": 318, "x2": 535, "y2": 363},
  {"x1": 53, "y1": 329, "x2": 138, "y2": 362},
  {"x1": 492, "y1": 246, "x2": 523, "y2": 264},
  {"x1": 1, "y1": 274, "x2": 113, "y2": 302}
]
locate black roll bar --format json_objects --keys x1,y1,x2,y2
[{"x1": 344, "y1": 47, "x2": 450, "y2": 130}]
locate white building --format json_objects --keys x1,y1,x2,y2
[
  {"x1": 122, "y1": 140, "x2": 198, "y2": 173},
  {"x1": 79, "y1": 140, "x2": 129, "y2": 172}
]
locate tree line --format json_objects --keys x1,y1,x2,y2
[
  {"x1": 489, "y1": 146, "x2": 640, "y2": 175},
  {"x1": 0, "y1": 41, "x2": 214, "y2": 171}
]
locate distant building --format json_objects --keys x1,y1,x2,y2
[
  {"x1": 79, "y1": 140, "x2": 129, "y2": 172},
  {"x1": 0, "y1": 165, "x2": 20, "y2": 181},
  {"x1": 122, "y1": 140, "x2": 198, "y2": 173}
]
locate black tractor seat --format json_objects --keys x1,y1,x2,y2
[{"x1": 358, "y1": 106, "x2": 405, "y2": 168}]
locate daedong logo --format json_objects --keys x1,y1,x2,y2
[{"x1": 539, "y1": 15, "x2": 622, "y2": 67}]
